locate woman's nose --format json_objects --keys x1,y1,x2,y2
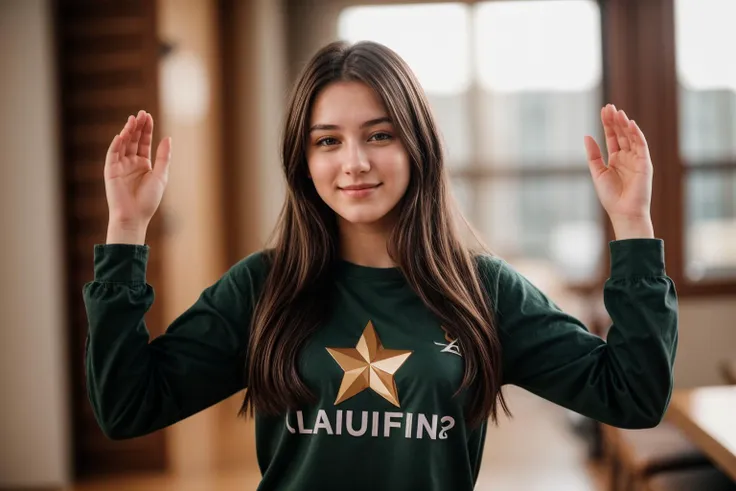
[{"x1": 342, "y1": 143, "x2": 370, "y2": 174}]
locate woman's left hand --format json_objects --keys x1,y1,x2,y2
[{"x1": 584, "y1": 104, "x2": 655, "y2": 240}]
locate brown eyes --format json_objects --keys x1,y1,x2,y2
[
  {"x1": 315, "y1": 132, "x2": 393, "y2": 147},
  {"x1": 316, "y1": 137, "x2": 339, "y2": 147},
  {"x1": 369, "y1": 132, "x2": 392, "y2": 142}
]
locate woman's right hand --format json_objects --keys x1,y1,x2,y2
[{"x1": 104, "y1": 110, "x2": 172, "y2": 244}]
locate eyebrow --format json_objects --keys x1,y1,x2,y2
[{"x1": 309, "y1": 116, "x2": 392, "y2": 133}]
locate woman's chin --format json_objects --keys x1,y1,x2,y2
[{"x1": 336, "y1": 208, "x2": 393, "y2": 227}]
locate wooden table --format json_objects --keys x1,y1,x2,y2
[{"x1": 666, "y1": 386, "x2": 736, "y2": 481}]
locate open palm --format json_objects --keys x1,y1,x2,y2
[
  {"x1": 104, "y1": 110, "x2": 172, "y2": 227},
  {"x1": 584, "y1": 104, "x2": 653, "y2": 222}
]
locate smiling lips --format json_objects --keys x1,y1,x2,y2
[{"x1": 339, "y1": 183, "x2": 381, "y2": 197}]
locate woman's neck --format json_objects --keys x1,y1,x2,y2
[{"x1": 338, "y1": 218, "x2": 396, "y2": 268}]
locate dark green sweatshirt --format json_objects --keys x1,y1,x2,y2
[{"x1": 83, "y1": 239, "x2": 677, "y2": 491}]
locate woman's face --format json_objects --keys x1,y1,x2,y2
[{"x1": 306, "y1": 81, "x2": 411, "y2": 229}]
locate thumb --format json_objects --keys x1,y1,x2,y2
[
  {"x1": 584, "y1": 135, "x2": 606, "y2": 179},
  {"x1": 153, "y1": 137, "x2": 172, "y2": 182}
]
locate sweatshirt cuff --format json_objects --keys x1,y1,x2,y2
[
  {"x1": 609, "y1": 239, "x2": 666, "y2": 278},
  {"x1": 93, "y1": 244, "x2": 149, "y2": 283}
]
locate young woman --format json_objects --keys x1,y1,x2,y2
[{"x1": 85, "y1": 40, "x2": 677, "y2": 490}]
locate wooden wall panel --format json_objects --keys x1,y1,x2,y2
[{"x1": 54, "y1": 0, "x2": 167, "y2": 478}]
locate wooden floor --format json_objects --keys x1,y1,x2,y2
[{"x1": 67, "y1": 386, "x2": 606, "y2": 491}]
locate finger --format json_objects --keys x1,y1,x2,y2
[
  {"x1": 629, "y1": 120, "x2": 650, "y2": 158},
  {"x1": 105, "y1": 134, "x2": 122, "y2": 166},
  {"x1": 618, "y1": 110, "x2": 635, "y2": 148},
  {"x1": 153, "y1": 137, "x2": 173, "y2": 182},
  {"x1": 612, "y1": 107, "x2": 630, "y2": 151},
  {"x1": 602, "y1": 105, "x2": 619, "y2": 157},
  {"x1": 126, "y1": 110, "x2": 147, "y2": 155},
  {"x1": 119, "y1": 115, "x2": 136, "y2": 156},
  {"x1": 584, "y1": 135, "x2": 607, "y2": 178},
  {"x1": 138, "y1": 112, "x2": 154, "y2": 160}
]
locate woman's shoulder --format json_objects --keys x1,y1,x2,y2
[
  {"x1": 232, "y1": 249, "x2": 272, "y2": 271},
  {"x1": 472, "y1": 252, "x2": 508, "y2": 281},
  {"x1": 226, "y1": 249, "x2": 274, "y2": 291},
  {"x1": 472, "y1": 252, "x2": 525, "y2": 299},
  {"x1": 472, "y1": 252, "x2": 554, "y2": 312}
]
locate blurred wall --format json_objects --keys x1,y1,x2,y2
[
  {"x1": 0, "y1": 0, "x2": 71, "y2": 487},
  {"x1": 231, "y1": 0, "x2": 288, "y2": 253},
  {"x1": 156, "y1": 0, "x2": 228, "y2": 476},
  {"x1": 213, "y1": 0, "x2": 289, "y2": 469},
  {"x1": 676, "y1": 299, "x2": 736, "y2": 387}
]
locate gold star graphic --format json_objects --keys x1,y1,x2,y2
[{"x1": 326, "y1": 321, "x2": 412, "y2": 407}]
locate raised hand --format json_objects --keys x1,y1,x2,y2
[
  {"x1": 584, "y1": 104, "x2": 655, "y2": 240},
  {"x1": 104, "y1": 110, "x2": 172, "y2": 243}
]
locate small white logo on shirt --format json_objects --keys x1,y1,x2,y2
[
  {"x1": 434, "y1": 326, "x2": 462, "y2": 357},
  {"x1": 434, "y1": 339, "x2": 461, "y2": 357}
]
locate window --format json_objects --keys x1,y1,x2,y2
[
  {"x1": 339, "y1": 1, "x2": 605, "y2": 283},
  {"x1": 675, "y1": 0, "x2": 736, "y2": 282}
]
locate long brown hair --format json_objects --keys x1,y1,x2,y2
[{"x1": 241, "y1": 40, "x2": 509, "y2": 428}]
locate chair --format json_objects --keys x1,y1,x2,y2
[{"x1": 603, "y1": 422, "x2": 710, "y2": 491}]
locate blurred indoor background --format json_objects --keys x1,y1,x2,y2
[{"x1": 1, "y1": 0, "x2": 734, "y2": 489}]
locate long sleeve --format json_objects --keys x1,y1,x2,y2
[
  {"x1": 488, "y1": 239, "x2": 678, "y2": 429},
  {"x1": 83, "y1": 244, "x2": 269, "y2": 440}
]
